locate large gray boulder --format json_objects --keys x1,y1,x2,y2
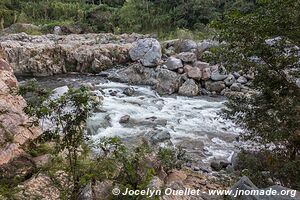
[
  {"x1": 108, "y1": 63, "x2": 157, "y2": 86},
  {"x1": 176, "y1": 52, "x2": 197, "y2": 63},
  {"x1": 129, "y1": 38, "x2": 162, "y2": 67},
  {"x1": 165, "y1": 57, "x2": 183, "y2": 70},
  {"x1": 155, "y1": 69, "x2": 182, "y2": 95},
  {"x1": 177, "y1": 39, "x2": 197, "y2": 52},
  {"x1": 178, "y1": 79, "x2": 199, "y2": 96},
  {"x1": 211, "y1": 72, "x2": 228, "y2": 81}
]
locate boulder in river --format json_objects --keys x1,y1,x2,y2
[
  {"x1": 178, "y1": 79, "x2": 199, "y2": 96},
  {"x1": 129, "y1": 38, "x2": 162, "y2": 67},
  {"x1": 155, "y1": 69, "x2": 182, "y2": 95},
  {"x1": 108, "y1": 63, "x2": 157, "y2": 86},
  {"x1": 165, "y1": 57, "x2": 183, "y2": 71}
]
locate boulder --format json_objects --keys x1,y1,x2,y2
[
  {"x1": 205, "y1": 81, "x2": 226, "y2": 93},
  {"x1": 183, "y1": 65, "x2": 193, "y2": 73},
  {"x1": 224, "y1": 74, "x2": 236, "y2": 86},
  {"x1": 237, "y1": 76, "x2": 248, "y2": 84},
  {"x1": 210, "y1": 161, "x2": 222, "y2": 171},
  {"x1": 129, "y1": 38, "x2": 162, "y2": 67},
  {"x1": 176, "y1": 52, "x2": 197, "y2": 63},
  {"x1": 165, "y1": 57, "x2": 183, "y2": 70},
  {"x1": 232, "y1": 71, "x2": 241, "y2": 79},
  {"x1": 123, "y1": 87, "x2": 135, "y2": 96},
  {"x1": 211, "y1": 72, "x2": 228, "y2": 81},
  {"x1": 187, "y1": 67, "x2": 202, "y2": 80},
  {"x1": 108, "y1": 63, "x2": 157, "y2": 86},
  {"x1": 149, "y1": 130, "x2": 171, "y2": 145},
  {"x1": 119, "y1": 115, "x2": 130, "y2": 123},
  {"x1": 15, "y1": 174, "x2": 60, "y2": 200},
  {"x1": 177, "y1": 39, "x2": 197, "y2": 52},
  {"x1": 202, "y1": 67, "x2": 211, "y2": 80},
  {"x1": 53, "y1": 26, "x2": 62, "y2": 35},
  {"x1": 178, "y1": 79, "x2": 199, "y2": 96},
  {"x1": 193, "y1": 61, "x2": 209, "y2": 69},
  {"x1": 155, "y1": 69, "x2": 182, "y2": 95},
  {"x1": 230, "y1": 83, "x2": 241, "y2": 92}
]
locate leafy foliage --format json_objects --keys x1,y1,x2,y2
[{"x1": 216, "y1": 0, "x2": 300, "y2": 189}]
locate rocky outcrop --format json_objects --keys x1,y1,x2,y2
[
  {"x1": 129, "y1": 38, "x2": 162, "y2": 67},
  {"x1": 178, "y1": 79, "x2": 199, "y2": 96},
  {"x1": 0, "y1": 47, "x2": 41, "y2": 165},
  {"x1": 0, "y1": 34, "x2": 255, "y2": 97},
  {"x1": 0, "y1": 33, "x2": 147, "y2": 76}
]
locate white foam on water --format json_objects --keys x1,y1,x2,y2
[{"x1": 88, "y1": 81, "x2": 243, "y2": 162}]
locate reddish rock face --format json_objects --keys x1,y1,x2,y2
[{"x1": 0, "y1": 47, "x2": 41, "y2": 165}]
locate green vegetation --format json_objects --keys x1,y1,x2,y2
[
  {"x1": 0, "y1": 0, "x2": 257, "y2": 37},
  {"x1": 216, "y1": 0, "x2": 300, "y2": 190},
  {"x1": 1, "y1": 80, "x2": 188, "y2": 199}
]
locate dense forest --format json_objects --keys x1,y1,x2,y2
[{"x1": 0, "y1": 0, "x2": 257, "y2": 36}]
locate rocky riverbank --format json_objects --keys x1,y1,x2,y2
[{"x1": 0, "y1": 33, "x2": 255, "y2": 98}]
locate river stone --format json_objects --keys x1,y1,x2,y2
[
  {"x1": 205, "y1": 81, "x2": 226, "y2": 93},
  {"x1": 53, "y1": 26, "x2": 62, "y2": 35},
  {"x1": 165, "y1": 57, "x2": 183, "y2": 70},
  {"x1": 224, "y1": 74, "x2": 236, "y2": 86},
  {"x1": 230, "y1": 83, "x2": 241, "y2": 92},
  {"x1": 108, "y1": 63, "x2": 157, "y2": 86},
  {"x1": 119, "y1": 115, "x2": 130, "y2": 123},
  {"x1": 123, "y1": 87, "x2": 135, "y2": 96},
  {"x1": 187, "y1": 67, "x2": 202, "y2": 80},
  {"x1": 155, "y1": 69, "x2": 182, "y2": 95},
  {"x1": 176, "y1": 52, "x2": 197, "y2": 63},
  {"x1": 202, "y1": 67, "x2": 211, "y2": 80},
  {"x1": 237, "y1": 76, "x2": 248, "y2": 84},
  {"x1": 178, "y1": 79, "x2": 199, "y2": 96},
  {"x1": 149, "y1": 130, "x2": 171, "y2": 145},
  {"x1": 183, "y1": 65, "x2": 193, "y2": 73},
  {"x1": 177, "y1": 39, "x2": 197, "y2": 52},
  {"x1": 211, "y1": 72, "x2": 228, "y2": 81},
  {"x1": 210, "y1": 161, "x2": 222, "y2": 171},
  {"x1": 193, "y1": 61, "x2": 209, "y2": 69},
  {"x1": 129, "y1": 38, "x2": 162, "y2": 67},
  {"x1": 232, "y1": 71, "x2": 241, "y2": 79}
]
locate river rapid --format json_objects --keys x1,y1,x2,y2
[{"x1": 19, "y1": 74, "x2": 243, "y2": 168}]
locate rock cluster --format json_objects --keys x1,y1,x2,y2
[
  {"x1": 0, "y1": 32, "x2": 147, "y2": 76},
  {"x1": 111, "y1": 38, "x2": 255, "y2": 96}
]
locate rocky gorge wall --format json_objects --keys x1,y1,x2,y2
[
  {"x1": 0, "y1": 33, "x2": 255, "y2": 97},
  {"x1": 0, "y1": 47, "x2": 41, "y2": 166}
]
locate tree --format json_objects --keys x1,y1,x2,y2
[
  {"x1": 19, "y1": 82, "x2": 98, "y2": 198},
  {"x1": 216, "y1": 0, "x2": 300, "y2": 189}
]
